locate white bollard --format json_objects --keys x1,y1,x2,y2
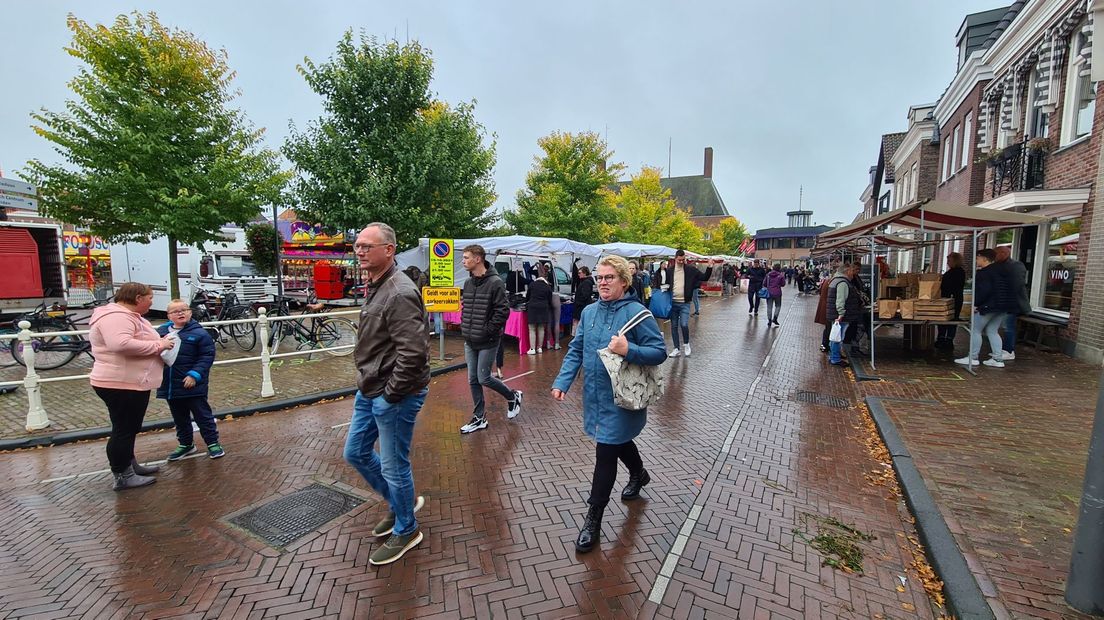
[
  {"x1": 257, "y1": 307, "x2": 275, "y2": 397},
  {"x1": 18, "y1": 320, "x2": 51, "y2": 431}
]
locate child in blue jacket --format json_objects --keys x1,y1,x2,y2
[{"x1": 157, "y1": 299, "x2": 223, "y2": 460}]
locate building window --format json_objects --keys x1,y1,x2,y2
[
  {"x1": 756, "y1": 238, "x2": 770, "y2": 251},
  {"x1": 1042, "y1": 217, "x2": 1079, "y2": 313},
  {"x1": 941, "y1": 137, "x2": 953, "y2": 181},
  {"x1": 1026, "y1": 66, "x2": 1050, "y2": 139},
  {"x1": 878, "y1": 191, "x2": 891, "y2": 215},
  {"x1": 772, "y1": 238, "x2": 792, "y2": 249},
  {"x1": 1062, "y1": 19, "x2": 1096, "y2": 145},
  {"x1": 960, "y1": 113, "x2": 972, "y2": 171},
  {"x1": 951, "y1": 124, "x2": 962, "y2": 172},
  {"x1": 910, "y1": 162, "x2": 918, "y2": 200}
]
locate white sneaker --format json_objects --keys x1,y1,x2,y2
[
  {"x1": 668, "y1": 348, "x2": 681, "y2": 358},
  {"x1": 1002, "y1": 351, "x2": 1015, "y2": 360},
  {"x1": 983, "y1": 358, "x2": 1005, "y2": 368},
  {"x1": 494, "y1": 368, "x2": 504, "y2": 379},
  {"x1": 554, "y1": 344, "x2": 562, "y2": 350},
  {"x1": 460, "y1": 416, "x2": 488, "y2": 434},
  {"x1": 683, "y1": 343, "x2": 691, "y2": 357},
  {"x1": 954, "y1": 356, "x2": 980, "y2": 366},
  {"x1": 537, "y1": 347, "x2": 543, "y2": 353},
  {"x1": 526, "y1": 349, "x2": 536, "y2": 355},
  {"x1": 507, "y1": 391, "x2": 523, "y2": 419}
]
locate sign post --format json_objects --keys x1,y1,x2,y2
[{"x1": 427, "y1": 239, "x2": 455, "y2": 360}]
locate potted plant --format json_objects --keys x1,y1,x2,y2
[
  {"x1": 1027, "y1": 137, "x2": 1052, "y2": 153},
  {"x1": 978, "y1": 148, "x2": 1004, "y2": 167}
]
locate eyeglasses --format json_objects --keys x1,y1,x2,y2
[
  {"x1": 168, "y1": 309, "x2": 191, "y2": 315},
  {"x1": 354, "y1": 243, "x2": 392, "y2": 252},
  {"x1": 594, "y1": 274, "x2": 620, "y2": 282}
]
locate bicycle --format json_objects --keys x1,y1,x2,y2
[
  {"x1": 264, "y1": 295, "x2": 357, "y2": 358},
  {"x1": 6, "y1": 303, "x2": 94, "y2": 370},
  {"x1": 190, "y1": 288, "x2": 257, "y2": 351}
]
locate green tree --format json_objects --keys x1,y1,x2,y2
[
  {"x1": 26, "y1": 12, "x2": 287, "y2": 298},
  {"x1": 284, "y1": 33, "x2": 497, "y2": 248},
  {"x1": 701, "y1": 217, "x2": 750, "y2": 256},
  {"x1": 245, "y1": 223, "x2": 281, "y2": 276},
  {"x1": 506, "y1": 131, "x2": 624, "y2": 244},
  {"x1": 613, "y1": 167, "x2": 702, "y2": 249}
]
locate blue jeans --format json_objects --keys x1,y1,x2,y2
[
  {"x1": 1002, "y1": 313, "x2": 1018, "y2": 353},
  {"x1": 970, "y1": 312, "x2": 1006, "y2": 360},
  {"x1": 692, "y1": 288, "x2": 701, "y2": 313},
  {"x1": 829, "y1": 321, "x2": 849, "y2": 363},
  {"x1": 670, "y1": 301, "x2": 691, "y2": 347},
  {"x1": 432, "y1": 313, "x2": 443, "y2": 334},
  {"x1": 344, "y1": 389, "x2": 428, "y2": 536}
]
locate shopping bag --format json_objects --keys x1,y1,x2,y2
[
  {"x1": 918, "y1": 279, "x2": 941, "y2": 300},
  {"x1": 878, "y1": 299, "x2": 899, "y2": 319},
  {"x1": 757, "y1": 287, "x2": 769, "y2": 299},
  {"x1": 648, "y1": 290, "x2": 672, "y2": 319},
  {"x1": 829, "y1": 321, "x2": 844, "y2": 343},
  {"x1": 597, "y1": 310, "x2": 666, "y2": 411},
  {"x1": 159, "y1": 331, "x2": 181, "y2": 366},
  {"x1": 899, "y1": 299, "x2": 916, "y2": 320}
]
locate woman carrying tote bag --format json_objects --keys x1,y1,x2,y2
[{"x1": 551, "y1": 255, "x2": 667, "y2": 554}]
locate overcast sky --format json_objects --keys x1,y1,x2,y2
[{"x1": 1, "y1": 0, "x2": 1003, "y2": 234}]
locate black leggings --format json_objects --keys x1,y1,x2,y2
[
  {"x1": 589, "y1": 440, "x2": 644, "y2": 508},
  {"x1": 94, "y1": 387, "x2": 151, "y2": 473}
]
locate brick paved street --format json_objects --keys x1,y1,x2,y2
[
  {"x1": 851, "y1": 329, "x2": 1100, "y2": 619},
  {"x1": 0, "y1": 296, "x2": 943, "y2": 619}
]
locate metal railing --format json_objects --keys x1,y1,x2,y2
[
  {"x1": 0, "y1": 307, "x2": 358, "y2": 433},
  {"x1": 991, "y1": 140, "x2": 1046, "y2": 197}
]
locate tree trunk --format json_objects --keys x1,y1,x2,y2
[{"x1": 167, "y1": 234, "x2": 179, "y2": 301}]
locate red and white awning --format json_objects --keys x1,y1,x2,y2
[{"x1": 818, "y1": 199, "x2": 1050, "y2": 244}]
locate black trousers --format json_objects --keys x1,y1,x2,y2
[
  {"x1": 589, "y1": 440, "x2": 644, "y2": 508},
  {"x1": 94, "y1": 387, "x2": 151, "y2": 473},
  {"x1": 168, "y1": 396, "x2": 219, "y2": 447},
  {"x1": 747, "y1": 287, "x2": 761, "y2": 312}
]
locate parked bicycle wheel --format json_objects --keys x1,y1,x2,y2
[
  {"x1": 0, "y1": 327, "x2": 18, "y2": 367},
  {"x1": 316, "y1": 317, "x2": 357, "y2": 357},
  {"x1": 227, "y1": 306, "x2": 257, "y2": 351},
  {"x1": 267, "y1": 318, "x2": 290, "y2": 355},
  {"x1": 11, "y1": 334, "x2": 81, "y2": 370}
]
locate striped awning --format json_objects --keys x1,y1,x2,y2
[{"x1": 818, "y1": 199, "x2": 1049, "y2": 243}]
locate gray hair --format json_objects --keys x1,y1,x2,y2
[{"x1": 364, "y1": 222, "x2": 397, "y2": 245}]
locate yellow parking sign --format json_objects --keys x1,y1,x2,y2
[
  {"x1": 423, "y1": 287, "x2": 460, "y2": 312},
  {"x1": 429, "y1": 238, "x2": 454, "y2": 287}
]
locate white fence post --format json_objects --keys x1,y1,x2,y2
[
  {"x1": 18, "y1": 320, "x2": 51, "y2": 431},
  {"x1": 257, "y1": 307, "x2": 275, "y2": 397}
]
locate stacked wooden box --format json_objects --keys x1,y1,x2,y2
[{"x1": 913, "y1": 298, "x2": 955, "y2": 320}]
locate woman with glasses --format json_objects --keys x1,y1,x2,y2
[
  {"x1": 551, "y1": 255, "x2": 667, "y2": 553},
  {"x1": 89, "y1": 282, "x2": 176, "y2": 491}
]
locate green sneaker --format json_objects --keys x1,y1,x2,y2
[
  {"x1": 369, "y1": 528, "x2": 423, "y2": 566},
  {"x1": 207, "y1": 443, "x2": 225, "y2": 459},
  {"x1": 167, "y1": 445, "x2": 196, "y2": 461},
  {"x1": 372, "y1": 495, "x2": 426, "y2": 538}
]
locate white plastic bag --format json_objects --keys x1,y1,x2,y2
[
  {"x1": 159, "y1": 331, "x2": 181, "y2": 366},
  {"x1": 597, "y1": 309, "x2": 666, "y2": 411},
  {"x1": 829, "y1": 321, "x2": 844, "y2": 343}
]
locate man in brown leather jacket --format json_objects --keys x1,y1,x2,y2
[{"x1": 344, "y1": 222, "x2": 431, "y2": 567}]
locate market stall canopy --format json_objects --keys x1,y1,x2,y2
[
  {"x1": 811, "y1": 232, "x2": 938, "y2": 256},
  {"x1": 819, "y1": 199, "x2": 1050, "y2": 243},
  {"x1": 595, "y1": 242, "x2": 677, "y2": 257}
]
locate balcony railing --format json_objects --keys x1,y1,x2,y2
[{"x1": 991, "y1": 140, "x2": 1046, "y2": 197}]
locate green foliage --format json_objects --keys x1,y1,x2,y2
[
  {"x1": 700, "y1": 217, "x2": 750, "y2": 256},
  {"x1": 245, "y1": 223, "x2": 281, "y2": 275},
  {"x1": 613, "y1": 167, "x2": 702, "y2": 249},
  {"x1": 26, "y1": 11, "x2": 287, "y2": 248},
  {"x1": 284, "y1": 33, "x2": 497, "y2": 248},
  {"x1": 506, "y1": 132, "x2": 624, "y2": 244}
]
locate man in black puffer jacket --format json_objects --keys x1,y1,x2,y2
[
  {"x1": 459, "y1": 245, "x2": 522, "y2": 434},
  {"x1": 157, "y1": 299, "x2": 222, "y2": 460}
]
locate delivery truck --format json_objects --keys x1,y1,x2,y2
[{"x1": 0, "y1": 221, "x2": 67, "y2": 318}]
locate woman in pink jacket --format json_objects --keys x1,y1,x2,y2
[{"x1": 89, "y1": 282, "x2": 175, "y2": 491}]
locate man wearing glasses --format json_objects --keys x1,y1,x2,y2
[{"x1": 345, "y1": 222, "x2": 431, "y2": 566}]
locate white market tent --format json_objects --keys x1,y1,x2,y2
[
  {"x1": 814, "y1": 199, "x2": 1050, "y2": 374},
  {"x1": 595, "y1": 242, "x2": 677, "y2": 258},
  {"x1": 396, "y1": 235, "x2": 603, "y2": 286}
]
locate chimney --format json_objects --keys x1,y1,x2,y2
[{"x1": 703, "y1": 147, "x2": 713, "y2": 178}]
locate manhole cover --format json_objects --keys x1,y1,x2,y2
[
  {"x1": 228, "y1": 483, "x2": 364, "y2": 548},
  {"x1": 792, "y1": 391, "x2": 850, "y2": 409}
]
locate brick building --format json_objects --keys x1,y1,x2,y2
[{"x1": 887, "y1": 106, "x2": 941, "y2": 271}]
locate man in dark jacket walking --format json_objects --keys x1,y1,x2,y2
[
  {"x1": 347, "y1": 222, "x2": 432, "y2": 566},
  {"x1": 956, "y1": 248, "x2": 1016, "y2": 368},
  {"x1": 157, "y1": 300, "x2": 221, "y2": 460},
  {"x1": 459, "y1": 245, "x2": 522, "y2": 434},
  {"x1": 664, "y1": 249, "x2": 712, "y2": 358},
  {"x1": 995, "y1": 246, "x2": 1030, "y2": 360},
  {"x1": 746, "y1": 260, "x2": 767, "y2": 315}
]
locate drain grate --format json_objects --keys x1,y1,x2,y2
[
  {"x1": 228, "y1": 483, "x2": 364, "y2": 548},
  {"x1": 792, "y1": 391, "x2": 850, "y2": 409}
]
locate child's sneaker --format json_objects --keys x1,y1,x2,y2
[
  {"x1": 167, "y1": 445, "x2": 196, "y2": 461},
  {"x1": 207, "y1": 443, "x2": 226, "y2": 459}
]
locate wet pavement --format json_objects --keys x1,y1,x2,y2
[{"x1": 0, "y1": 295, "x2": 940, "y2": 619}]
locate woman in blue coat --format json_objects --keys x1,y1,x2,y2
[{"x1": 552, "y1": 255, "x2": 667, "y2": 553}]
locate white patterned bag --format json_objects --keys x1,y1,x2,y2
[{"x1": 597, "y1": 309, "x2": 667, "y2": 411}]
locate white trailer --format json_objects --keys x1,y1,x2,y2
[
  {"x1": 0, "y1": 221, "x2": 67, "y2": 317},
  {"x1": 110, "y1": 226, "x2": 278, "y2": 312}
]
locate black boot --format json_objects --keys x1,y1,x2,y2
[
  {"x1": 621, "y1": 469, "x2": 651, "y2": 501},
  {"x1": 131, "y1": 458, "x2": 160, "y2": 475},
  {"x1": 575, "y1": 503, "x2": 605, "y2": 553}
]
